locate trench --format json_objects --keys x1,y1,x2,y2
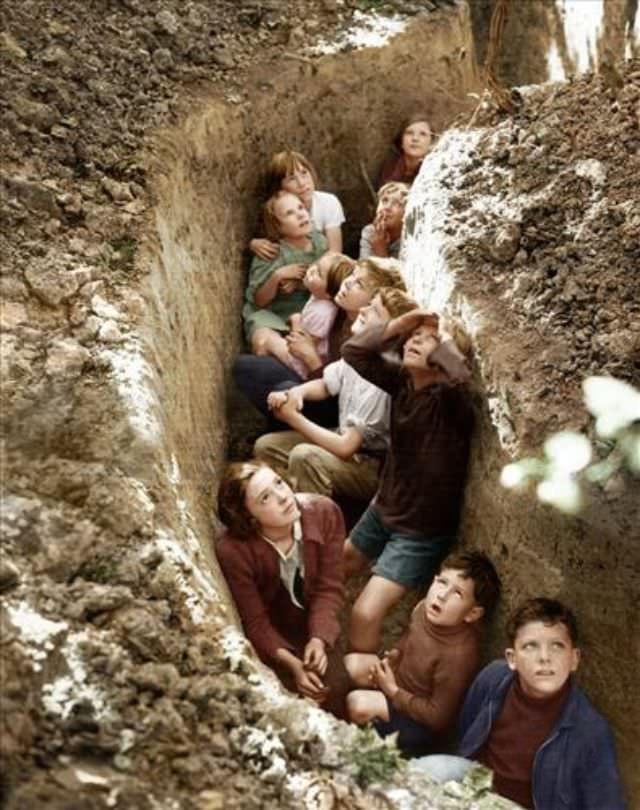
[{"x1": 139, "y1": 2, "x2": 640, "y2": 806}]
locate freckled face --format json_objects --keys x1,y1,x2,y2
[
  {"x1": 273, "y1": 193, "x2": 312, "y2": 239},
  {"x1": 334, "y1": 268, "x2": 375, "y2": 314},
  {"x1": 401, "y1": 120, "x2": 432, "y2": 160},
  {"x1": 506, "y1": 621, "x2": 580, "y2": 699},
  {"x1": 244, "y1": 467, "x2": 299, "y2": 534}
]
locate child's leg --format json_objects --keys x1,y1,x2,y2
[
  {"x1": 349, "y1": 576, "x2": 408, "y2": 653},
  {"x1": 344, "y1": 652, "x2": 381, "y2": 687},
  {"x1": 250, "y1": 327, "x2": 293, "y2": 367},
  {"x1": 343, "y1": 506, "x2": 389, "y2": 579},
  {"x1": 346, "y1": 689, "x2": 390, "y2": 725},
  {"x1": 343, "y1": 539, "x2": 371, "y2": 578}
]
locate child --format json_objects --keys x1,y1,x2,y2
[
  {"x1": 442, "y1": 598, "x2": 626, "y2": 810},
  {"x1": 242, "y1": 190, "x2": 327, "y2": 364},
  {"x1": 250, "y1": 150, "x2": 345, "y2": 259},
  {"x1": 360, "y1": 182, "x2": 409, "y2": 260},
  {"x1": 342, "y1": 307, "x2": 474, "y2": 653},
  {"x1": 344, "y1": 551, "x2": 501, "y2": 755},
  {"x1": 216, "y1": 462, "x2": 346, "y2": 716},
  {"x1": 378, "y1": 112, "x2": 433, "y2": 188},
  {"x1": 256, "y1": 286, "x2": 417, "y2": 503},
  {"x1": 285, "y1": 253, "x2": 354, "y2": 379}
]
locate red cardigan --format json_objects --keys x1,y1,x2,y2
[{"x1": 216, "y1": 494, "x2": 345, "y2": 664}]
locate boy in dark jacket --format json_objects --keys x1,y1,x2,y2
[{"x1": 453, "y1": 598, "x2": 625, "y2": 810}]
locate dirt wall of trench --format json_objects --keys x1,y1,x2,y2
[{"x1": 401, "y1": 64, "x2": 640, "y2": 805}]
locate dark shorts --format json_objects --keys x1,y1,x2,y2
[
  {"x1": 350, "y1": 505, "x2": 452, "y2": 588},
  {"x1": 374, "y1": 703, "x2": 434, "y2": 754}
]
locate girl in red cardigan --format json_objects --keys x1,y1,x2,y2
[{"x1": 216, "y1": 461, "x2": 346, "y2": 711}]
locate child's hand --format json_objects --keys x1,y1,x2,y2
[
  {"x1": 384, "y1": 308, "x2": 439, "y2": 340},
  {"x1": 383, "y1": 648, "x2": 402, "y2": 669},
  {"x1": 370, "y1": 214, "x2": 391, "y2": 257},
  {"x1": 267, "y1": 391, "x2": 289, "y2": 411},
  {"x1": 303, "y1": 638, "x2": 328, "y2": 676},
  {"x1": 372, "y1": 658, "x2": 399, "y2": 699},
  {"x1": 250, "y1": 238, "x2": 279, "y2": 260},
  {"x1": 277, "y1": 264, "x2": 307, "y2": 282},
  {"x1": 289, "y1": 313, "x2": 302, "y2": 331}
]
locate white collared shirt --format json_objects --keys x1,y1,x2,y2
[{"x1": 261, "y1": 517, "x2": 305, "y2": 609}]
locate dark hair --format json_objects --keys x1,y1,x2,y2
[
  {"x1": 217, "y1": 461, "x2": 267, "y2": 540},
  {"x1": 439, "y1": 550, "x2": 501, "y2": 615},
  {"x1": 393, "y1": 111, "x2": 433, "y2": 152},
  {"x1": 506, "y1": 598, "x2": 579, "y2": 646}
]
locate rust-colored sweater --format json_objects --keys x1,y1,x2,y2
[
  {"x1": 475, "y1": 676, "x2": 571, "y2": 809},
  {"x1": 216, "y1": 494, "x2": 345, "y2": 664},
  {"x1": 391, "y1": 600, "x2": 481, "y2": 732}
]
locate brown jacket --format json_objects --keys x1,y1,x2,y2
[{"x1": 216, "y1": 493, "x2": 345, "y2": 664}]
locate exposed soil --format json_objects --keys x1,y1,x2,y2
[{"x1": 2, "y1": 0, "x2": 639, "y2": 807}]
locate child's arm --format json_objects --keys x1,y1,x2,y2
[
  {"x1": 275, "y1": 399, "x2": 364, "y2": 460},
  {"x1": 324, "y1": 226, "x2": 343, "y2": 253},
  {"x1": 266, "y1": 379, "x2": 329, "y2": 414},
  {"x1": 341, "y1": 324, "x2": 403, "y2": 395},
  {"x1": 249, "y1": 238, "x2": 279, "y2": 261},
  {"x1": 254, "y1": 263, "x2": 306, "y2": 308}
]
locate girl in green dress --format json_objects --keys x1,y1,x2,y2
[{"x1": 243, "y1": 190, "x2": 328, "y2": 365}]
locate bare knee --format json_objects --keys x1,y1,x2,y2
[{"x1": 346, "y1": 691, "x2": 372, "y2": 725}]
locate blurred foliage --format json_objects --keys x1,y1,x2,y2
[{"x1": 501, "y1": 376, "x2": 640, "y2": 514}]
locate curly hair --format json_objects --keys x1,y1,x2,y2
[
  {"x1": 357, "y1": 257, "x2": 407, "y2": 293},
  {"x1": 376, "y1": 287, "x2": 418, "y2": 319}
]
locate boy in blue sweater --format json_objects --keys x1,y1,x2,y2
[{"x1": 422, "y1": 598, "x2": 625, "y2": 810}]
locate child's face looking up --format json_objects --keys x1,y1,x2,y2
[
  {"x1": 334, "y1": 268, "x2": 375, "y2": 314},
  {"x1": 401, "y1": 120, "x2": 432, "y2": 161},
  {"x1": 424, "y1": 568, "x2": 483, "y2": 627},
  {"x1": 351, "y1": 293, "x2": 391, "y2": 335},
  {"x1": 402, "y1": 322, "x2": 439, "y2": 370},
  {"x1": 506, "y1": 621, "x2": 580, "y2": 700},
  {"x1": 274, "y1": 193, "x2": 312, "y2": 240},
  {"x1": 304, "y1": 255, "x2": 332, "y2": 298},
  {"x1": 376, "y1": 191, "x2": 405, "y2": 232},
  {"x1": 281, "y1": 162, "x2": 315, "y2": 200}
]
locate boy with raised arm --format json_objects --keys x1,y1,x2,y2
[
  {"x1": 255, "y1": 286, "x2": 417, "y2": 502},
  {"x1": 344, "y1": 551, "x2": 500, "y2": 755},
  {"x1": 342, "y1": 307, "x2": 474, "y2": 653}
]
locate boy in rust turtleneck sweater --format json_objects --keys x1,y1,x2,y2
[{"x1": 344, "y1": 551, "x2": 501, "y2": 754}]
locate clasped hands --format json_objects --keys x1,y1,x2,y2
[
  {"x1": 368, "y1": 648, "x2": 401, "y2": 699},
  {"x1": 293, "y1": 637, "x2": 329, "y2": 703},
  {"x1": 276, "y1": 263, "x2": 307, "y2": 295}
]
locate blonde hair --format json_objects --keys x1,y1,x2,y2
[
  {"x1": 357, "y1": 257, "x2": 407, "y2": 293},
  {"x1": 377, "y1": 287, "x2": 418, "y2": 318},
  {"x1": 378, "y1": 182, "x2": 410, "y2": 205},
  {"x1": 442, "y1": 317, "x2": 472, "y2": 359},
  {"x1": 266, "y1": 150, "x2": 318, "y2": 197}
]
